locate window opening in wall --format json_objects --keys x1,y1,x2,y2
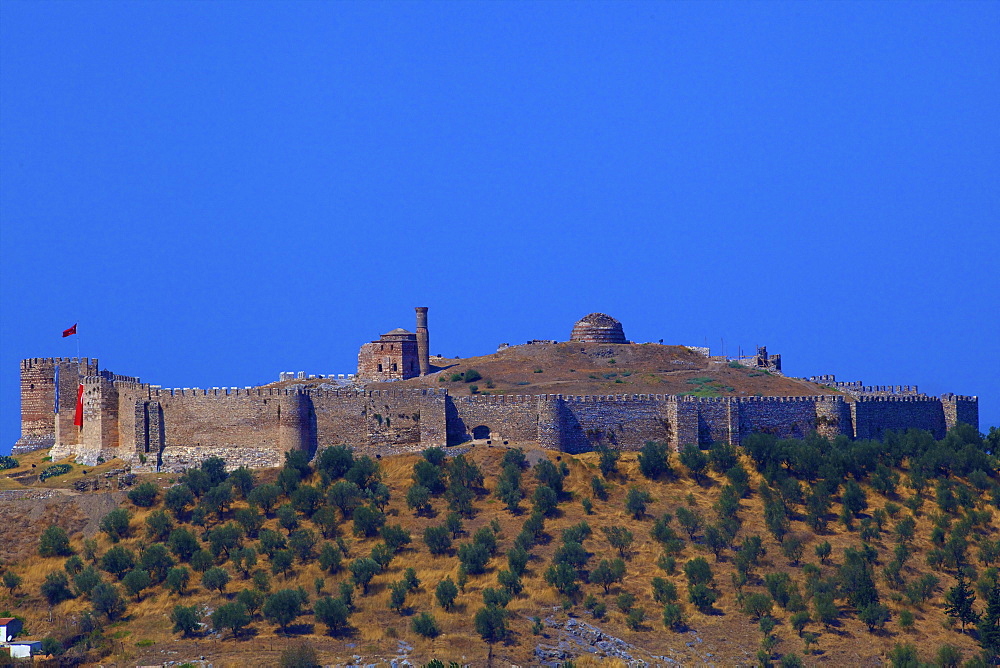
[
  {"x1": 378, "y1": 364, "x2": 383, "y2": 372},
  {"x1": 392, "y1": 363, "x2": 398, "y2": 372}
]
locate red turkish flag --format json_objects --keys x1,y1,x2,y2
[
  {"x1": 62, "y1": 324, "x2": 77, "y2": 338},
  {"x1": 74, "y1": 384, "x2": 84, "y2": 427}
]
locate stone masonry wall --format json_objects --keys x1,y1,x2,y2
[
  {"x1": 852, "y1": 396, "x2": 948, "y2": 440},
  {"x1": 447, "y1": 394, "x2": 541, "y2": 445},
  {"x1": 559, "y1": 395, "x2": 674, "y2": 454}
]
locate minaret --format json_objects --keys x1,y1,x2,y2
[{"x1": 415, "y1": 307, "x2": 430, "y2": 376}]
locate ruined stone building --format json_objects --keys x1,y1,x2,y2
[{"x1": 12, "y1": 308, "x2": 980, "y2": 472}]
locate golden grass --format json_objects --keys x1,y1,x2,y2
[{"x1": 1, "y1": 445, "x2": 994, "y2": 666}]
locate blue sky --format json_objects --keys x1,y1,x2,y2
[{"x1": 1, "y1": 1, "x2": 998, "y2": 454}]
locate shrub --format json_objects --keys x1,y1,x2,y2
[
  {"x1": 424, "y1": 525, "x2": 452, "y2": 555},
  {"x1": 122, "y1": 568, "x2": 151, "y2": 601},
  {"x1": 0, "y1": 455, "x2": 18, "y2": 470},
  {"x1": 39, "y1": 463, "x2": 72, "y2": 481},
  {"x1": 128, "y1": 482, "x2": 159, "y2": 507},
  {"x1": 101, "y1": 545, "x2": 137, "y2": 579},
  {"x1": 41, "y1": 571, "x2": 75, "y2": 605},
  {"x1": 625, "y1": 487, "x2": 652, "y2": 519},
  {"x1": 92, "y1": 582, "x2": 127, "y2": 620},
  {"x1": 39, "y1": 525, "x2": 73, "y2": 557},
  {"x1": 171, "y1": 604, "x2": 201, "y2": 636},
  {"x1": 663, "y1": 603, "x2": 684, "y2": 630},
  {"x1": 100, "y1": 508, "x2": 132, "y2": 542},
  {"x1": 638, "y1": 441, "x2": 671, "y2": 479},
  {"x1": 280, "y1": 641, "x2": 318, "y2": 668}
]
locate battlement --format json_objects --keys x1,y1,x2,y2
[
  {"x1": 855, "y1": 395, "x2": 941, "y2": 403},
  {"x1": 941, "y1": 394, "x2": 978, "y2": 402},
  {"x1": 21, "y1": 357, "x2": 98, "y2": 370}
]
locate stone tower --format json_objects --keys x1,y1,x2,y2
[
  {"x1": 570, "y1": 313, "x2": 627, "y2": 344},
  {"x1": 416, "y1": 307, "x2": 430, "y2": 376}
]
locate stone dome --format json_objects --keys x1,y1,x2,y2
[{"x1": 570, "y1": 313, "x2": 627, "y2": 344}]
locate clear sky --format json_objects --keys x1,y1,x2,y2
[{"x1": 1, "y1": 1, "x2": 998, "y2": 455}]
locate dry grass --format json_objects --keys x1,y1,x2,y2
[
  {"x1": 272, "y1": 340, "x2": 838, "y2": 399},
  {"x1": 0, "y1": 445, "x2": 994, "y2": 667}
]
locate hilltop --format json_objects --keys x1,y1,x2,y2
[
  {"x1": 1, "y1": 424, "x2": 999, "y2": 667},
  {"x1": 292, "y1": 341, "x2": 838, "y2": 398}
]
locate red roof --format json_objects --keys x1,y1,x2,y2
[{"x1": 0, "y1": 617, "x2": 16, "y2": 624}]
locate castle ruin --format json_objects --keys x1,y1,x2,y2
[{"x1": 12, "y1": 309, "x2": 980, "y2": 471}]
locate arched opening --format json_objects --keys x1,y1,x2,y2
[{"x1": 472, "y1": 425, "x2": 491, "y2": 440}]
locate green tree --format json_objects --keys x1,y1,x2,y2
[
  {"x1": 406, "y1": 484, "x2": 433, "y2": 515},
  {"x1": 603, "y1": 526, "x2": 634, "y2": 559},
  {"x1": 474, "y1": 605, "x2": 508, "y2": 662},
  {"x1": 73, "y1": 566, "x2": 102, "y2": 598},
  {"x1": 676, "y1": 506, "x2": 703, "y2": 541},
  {"x1": 887, "y1": 643, "x2": 919, "y2": 668},
  {"x1": 532, "y1": 485, "x2": 559, "y2": 517},
  {"x1": 680, "y1": 443, "x2": 710, "y2": 484},
  {"x1": 92, "y1": 582, "x2": 127, "y2": 620},
  {"x1": 944, "y1": 572, "x2": 979, "y2": 632},
  {"x1": 423, "y1": 525, "x2": 452, "y2": 555},
  {"x1": 145, "y1": 509, "x2": 174, "y2": 542},
  {"x1": 352, "y1": 504, "x2": 386, "y2": 538},
  {"x1": 842, "y1": 480, "x2": 868, "y2": 517},
  {"x1": 39, "y1": 525, "x2": 73, "y2": 557},
  {"x1": 684, "y1": 557, "x2": 714, "y2": 586},
  {"x1": 128, "y1": 481, "x2": 159, "y2": 507},
  {"x1": 589, "y1": 558, "x2": 626, "y2": 594},
  {"x1": 121, "y1": 568, "x2": 150, "y2": 601},
  {"x1": 99, "y1": 508, "x2": 131, "y2": 542},
  {"x1": 212, "y1": 601, "x2": 250, "y2": 640},
  {"x1": 140, "y1": 543, "x2": 175, "y2": 584},
  {"x1": 202, "y1": 567, "x2": 231, "y2": 594},
  {"x1": 625, "y1": 487, "x2": 653, "y2": 519},
  {"x1": 232, "y1": 546, "x2": 258, "y2": 579},
  {"x1": 100, "y1": 545, "x2": 137, "y2": 579},
  {"x1": 289, "y1": 528, "x2": 318, "y2": 563},
  {"x1": 237, "y1": 587, "x2": 266, "y2": 617},
  {"x1": 688, "y1": 583, "x2": 717, "y2": 613},
  {"x1": 165, "y1": 483, "x2": 195, "y2": 520},
  {"x1": 318, "y1": 543, "x2": 342, "y2": 574},
  {"x1": 638, "y1": 441, "x2": 671, "y2": 479},
  {"x1": 436, "y1": 577, "x2": 458, "y2": 610},
  {"x1": 248, "y1": 483, "x2": 281, "y2": 515},
  {"x1": 411, "y1": 611, "x2": 440, "y2": 638},
  {"x1": 314, "y1": 595, "x2": 351, "y2": 635},
  {"x1": 316, "y1": 444, "x2": 355, "y2": 484},
  {"x1": 168, "y1": 527, "x2": 200, "y2": 562},
  {"x1": 598, "y1": 445, "x2": 620, "y2": 477},
  {"x1": 271, "y1": 550, "x2": 294, "y2": 578},
  {"x1": 264, "y1": 588, "x2": 304, "y2": 633},
  {"x1": 41, "y1": 571, "x2": 75, "y2": 605},
  {"x1": 349, "y1": 557, "x2": 380, "y2": 594},
  {"x1": 166, "y1": 566, "x2": 191, "y2": 595},
  {"x1": 544, "y1": 562, "x2": 579, "y2": 597},
  {"x1": 859, "y1": 602, "x2": 891, "y2": 632},
  {"x1": 171, "y1": 604, "x2": 201, "y2": 636}
]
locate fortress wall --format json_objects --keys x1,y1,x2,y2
[
  {"x1": 814, "y1": 395, "x2": 854, "y2": 439},
  {"x1": 852, "y1": 396, "x2": 947, "y2": 440},
  {"x1": 418, "y1": 390, "x2": 447, "y2": 448},
  {"x1": 150, "y1": 388, "x2": 281, "y2": 449},
  {"x1": 447, "y1": 394, "x2": 541, "y2": 445},
  {"x1": 358, "y1": 389, "x2": 424, "y2": 448},
  {"x1": 736, "y1": 396, "x2": 821, "y2": 441},
  {"x1": 941, "y1": 394, "x2": 979, "y2": 432},
  {"x1": 16, "y1": 358, "x2": 100, "y2": 455},
  {"x1": 79, "y1": 376, "x2": 119, "y2": 463},
  {"x1": 559, "y1": 395, "x2": 673, "y2": 454},
  {"x1": 690, "y1": 398, "x2": 731, "y2": 446}
]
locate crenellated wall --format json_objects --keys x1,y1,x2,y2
[
  {"x1": 15, "y1": 357, "x2": 99, "y2": 455},
  {"x1": 15, "y1": 357, "x2": 981, "y2": 468}
]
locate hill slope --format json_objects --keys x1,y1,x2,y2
[{"x1": 1, "y1": 428, "x2": 997, "y2": 666}]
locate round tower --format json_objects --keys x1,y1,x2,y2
[{"x1": 415, "y1": 307, "x2": 430, "y2": 376}]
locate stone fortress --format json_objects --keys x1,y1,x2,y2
[{"x1": 13, "y1": 309, "x2": 979, "y2": 472}]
